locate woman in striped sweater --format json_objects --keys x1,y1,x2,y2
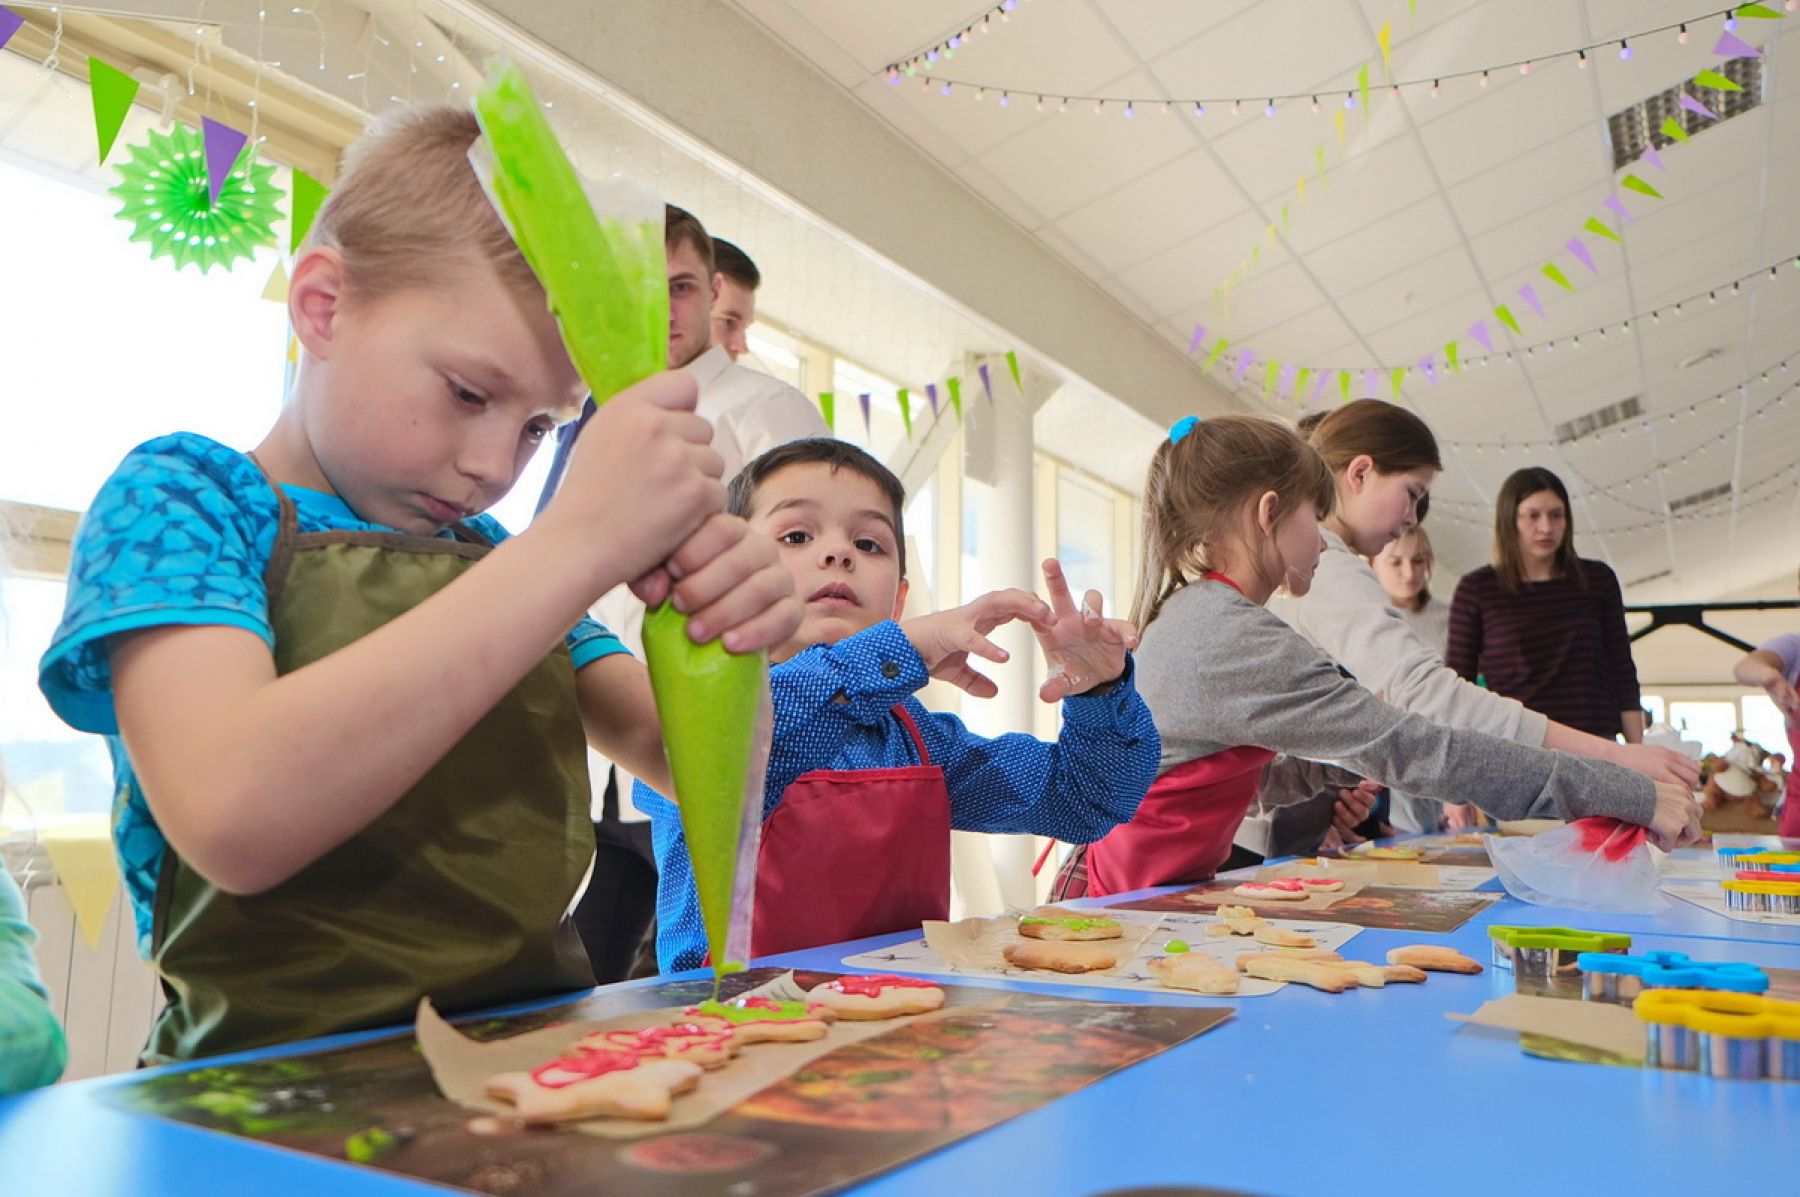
[{"x1": 1446, "y1": 467, "x2": 1645, "y2": 745}]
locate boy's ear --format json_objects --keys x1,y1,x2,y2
[
  {"x1": 289, "y1": 246, "x2": 349, "y2": 360},
  {"x1": 891, "y1": 577, "x2": 910, "y2": 621}
]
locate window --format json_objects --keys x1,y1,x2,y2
[
  {"x1": 906, "y1": 478, "x2": 938, "y2": 608},
  {"x1": 1741, "y1": 694, "x2": 1790, "y2": 759},
  {"x1": 1668, "y1": 701, "x2": 1739, "y2": 756},
  {"x1": 0, "y1": 574, "x2": 113, "y2": 820},
  {"x1": 1056, "y1": 471, "x2": 1117, "y2": 612},
  {"x1": 743, "y1": 326, "x2": 805, "y2": 393},
  {"x1": 1641, "y1": 695, "x2": 1667, "y2": 728},
  {"x1": 830, "y1": 356, "x2": 914, "y2": 466}
]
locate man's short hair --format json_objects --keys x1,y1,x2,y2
[
  {"x1": 711, "y1": 238, "x2": 761, "y2": 291},
  {"x1": 728, "y1": 439, "x2": 907, "y2": 577},
  {"x1": 664, "y1": 204, "x2": 714, "y2": 274}
]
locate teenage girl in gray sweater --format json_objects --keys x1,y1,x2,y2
[{"x1": 1059, "y1": 415, "x2": 1700, "y2": 899}]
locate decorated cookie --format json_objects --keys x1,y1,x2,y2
[
  {"x1": 584, "y1": 1023, "x2": 738, "y2": 1069},
  {"x1": 1386, "y1": 945, "x2": 1483, "y2": 974},
  {"x1": 1240, "y1": 955, "x2": 1357, "y2": 993},
  {"x1": 1148, "y1": 954, "x2": 1240, "y2": 995},
  {"x1": 808, "y1": 975, "x2": 947, "y2": 1020},
  {"x1": 1297, "y1": 877, "x2": 1346, "y2": 893},
  {"x1": 1017, "y1": 908, "x2": 1125, "y2": 941},
  {"x1": 1002, "y1": 941, "x2": 1119, "y2": 974},
  {"x1": 1359, "y1": 846, "x2": 1425, "y2": 861},
  {"x1": 1252, "y1": 924, "x2": 1317, "y2": 949},
  {"x1": 485, "y1": 1049, "x2": 702, "y2": 1123},
  {"x1": 1231, "y1": 880, "x2": 1311, "y2": 901},
  {"x1": 682, "y1": 996, "x2": 835, "y2": 1044},
  {"x1": 1320, "y1": 960, "x2": 1428, "y2": 988}
]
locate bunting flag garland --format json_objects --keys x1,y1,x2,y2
[
  {"x1": 859, "y1": 392, "x2": 873, "y2": 435},
  {"x1": 1566, "y1": 238, "x2": 1598, "y2": 274},
  {"x1": 1205, "y1": 338, "x2": 1231, "y2": 369},
  {"x1": 1583, "y1": 214, "x2": 1622, "y2": 243},
  {"x1": 1005, "y1": 349, "x2": 1022, "y2": 395},
  {"x1": 1620, "y1": 173, "x2": 1663, "y2": 199},
  {"x1": 924, "y1": 382, "x2": 939, "y2": 416},
  {"x1": 947, "y1": 375, "x2": 963, "y2": 421},
  {"x1": 0, "y1": 7, "x2": 23, "y2": 52},
  {"x1": 1680, "y1": 91, "x2": 1719, "y2": 119},
  {"x1": 1295, "y1": 367, "x2": 1313, "y2": 398},
  {"x1": 817, "y1": 391, "x2": 835, "y2": 432},
  {"x1": 289, "y1": 170, "x2": 328, "y2": 254},
  {"x1": 1188, "y1": 323, "x2": 1207, "y2": 354},
  {"x1": 201, "y1": 117, "x2": 250, "y2": 207},
  {"x1": 1542, "y1": 261, "x2": 1574, "y2": 291},
  {"x1": 1493, "y1": 304, "x2": 1520, "y2": 335},
  {"x1": 88, "y1": 58, "x2": 139, "y2": 165},
  {"x1": 897, "y1": 388, "x2": 913, "y2": 438},
  {"x1": 1263, "y1": 359, "x2": 1280, "y2": 396},
  {"x1": 1444, "y1": 342, "x2": 1460, "y2": 374},
  {"x1": 1469, "y1": 320, "x2": 1493, "y2": 353},
  {"x1": 1389, "y1": 366, "x2": 1405, "y2": 398},
  {"x1": 977, "y1": 362, "x2": 993, "y2": 402},
  {"x1": 1518, "y1": 283, "x2": 1545, "y2": 318}
]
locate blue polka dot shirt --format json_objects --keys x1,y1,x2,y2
[{"x1": 636, "y1": 618, "x2": 1160, "y2": 971}]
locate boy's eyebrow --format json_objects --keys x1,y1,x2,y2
[{"x1": 761, "y1": 496, "x2": 899, "y2": 536}]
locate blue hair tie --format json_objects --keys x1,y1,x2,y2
[{"x1": 1169, "y1": 415, "x2": 1200, "y2": 444}]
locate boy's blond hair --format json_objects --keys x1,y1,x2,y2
[{"x1": 304, "y1": 103, "x2": 542, "y2": 305}]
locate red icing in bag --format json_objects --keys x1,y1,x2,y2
[{"x1": 1572, "y1": 817, "x2": 1646, "y2": 862}]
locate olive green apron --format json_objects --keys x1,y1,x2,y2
[{"x1": 145, "y1": 474, "x2": 594, "y2": 1063}]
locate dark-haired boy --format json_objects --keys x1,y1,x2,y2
[{"x1": 637, "y1": 439, "x2": 1159, "y2": 971}]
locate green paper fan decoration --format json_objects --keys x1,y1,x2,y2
[{"x1": 110, "y1": 124, "x2": 282, "y2": 273}]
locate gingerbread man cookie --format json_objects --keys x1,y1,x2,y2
[{"x1": 485, "y1": 1049, "x2": 701, "y2": 1124}]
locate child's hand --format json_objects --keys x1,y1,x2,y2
[
  {"x1": 1647, "y1": 781, "x2": 1703, "y2": 851},
  {"x1": 1033, "y1": 559, "x2": 1139, "y2": 703},
  {"x1": 540, "y1": 371, "x2": 724, "y2": 593},
  {"x1": 1329, "y1": 779, "x2": 1380, "y2": 844},
  {"x1": 902, "y1": 590, "x2": 1053, "y2": 699},
  {"x1": 1766, "y1": 675, "x2": 1800, "y2": 724},
  {"x1": 633, "y1": 513, "x2": 802, "y2": 654}
]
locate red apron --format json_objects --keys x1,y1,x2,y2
[
  {"x1": 1080, "y1": 745, "x2": 1277, "y2": 898},
  {"x1": 1783, "y1": 724, "x2": 1800, "y2": 839},
  {"x1": 750, "y1": 706, "x2": 952, "y2": 958}
]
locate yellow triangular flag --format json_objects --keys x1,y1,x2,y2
[
  {"x1": 1334, "y1": 109, "x2": 1345, "y2": 146},
  {"x1": 261, "y1": 258, "x2": 289, "y2": 303},
  {"x1": 32, "y1": 792, "x2": 121, "y2": 950},
  {"x1": 1379, "y1": 23, "x2": 1392, "y2": 74}
]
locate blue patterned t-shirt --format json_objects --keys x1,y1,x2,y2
[{"x1": 38, "y1": 432, "x2": 625, "y2": 954}]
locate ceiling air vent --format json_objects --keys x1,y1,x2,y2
[
  {"x1": 1608, "y1": 56, "x2": 1762, "y2": 171},
  {"x1": 1554, "y1": 395, "x2": 1643, "y2": 443},
  {"x1": 1668, "y1": 481, "x2": 1732, "y2": 513}
]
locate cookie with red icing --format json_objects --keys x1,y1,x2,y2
[
  {"x1": 1231, "y1": 879, "x2": 1311, "y2": 901},
  {"x1": 808, "y1": 974, "x2": 946, "y2": 1020},
  {"x1": 485, "y1": 1047, "x2": 701, "y2": 1123},
  {"x1": 580, "y1": 1023, "x2": 739, "y2": 1069}
]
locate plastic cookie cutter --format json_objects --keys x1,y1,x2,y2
[
  {"x1": 1486, "y1": 925, "x2": 1631, "y2": 975},
  {"x1": 1633, "y1": 990, "x2": 1800, "y2": 1079},
  {"x1": 1736, "y1": 852, "x2": 1800, "y2": 867},
  {"x1": 1735, "y1": 868, "x2": 1800, "y2": 883},
  {"x1": 1721, "y1": 879, "x2": 1800, "y2": 915},
  {"x1": 1577, "y1": 950, "x2": 1768, "y2": 1005}
]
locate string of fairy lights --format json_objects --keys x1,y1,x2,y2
[{"x1": 888, "y1": 5, "x2": 1791, "y2": 114}]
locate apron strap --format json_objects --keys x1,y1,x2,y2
[
  {"x1": 246, "y1": 452, "x2": 301, "y2": 605},
  {"x1": 890, "y1": 704, "x2": 933, "y2": 767}
]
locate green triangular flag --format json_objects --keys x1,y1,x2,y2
[
  {"x1": 1390, "y1": 367, "x2": 1406, "y2": 398},
  {"x1": 1694, "y1": 68, "x2": 1744, "y2": 93},
  {"x1": 1543, "y1": 262, "x2": 1574, "y2": 291},
  {"x1": 897, "y1": 388, "x2": 912, "y2": 438},
  {"x1": 947, "y1": 376, "x2": 963, "y2": 422},
  {"x1": 1263, "y1": 359, "x2": 1280, "y2": 396},
  {"x1": 1295, "y1": 367, "x2": 1313, "y2": 397},
  {"x1": 1337, "y1": 370, "x2": 1351, "y2": 403},
  {"x1": 1736, "y1": 3, "x2": 1783, "y2": 17},
  {"x1": 1446, "y1": 342, "x2": 1461, "y2": 374},
  {"x1": 1005, "y1": 350, "x2": 1022, "y2": 395},
  {"x1": 1494, "y1": 304, "x2": 1521, "y2": 334},
  {"x1": 1659, "y1": 116, "x2": 1691, "y2": 144},
  {"x1": 89, "y1": 58, "x2": 140, "y2": 166},
  {"x1": 1583, "y1": 215, "x2": 1621, "y2": 243},
  {"x1": 818, "y1": 391, "x2": 835, "y2": 432},
  {"x1": 1205, "y1": 338, "x2": 1231, "y2": 369},
  {"x1": 1620, "y1": 173, "x2": 1662, "y2": 200},
  {"x1": 289, "y1": 170, "x2": 328, "y2": 254},
  {"x1": 1252, "y1": 244, "x2": 1262, "y2": 267},
  {"x1": 1358, "y1": 62, "x2": 1370, "y2": 115}
]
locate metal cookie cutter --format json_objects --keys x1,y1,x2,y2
[
  {"x1": 1634, "y1": 990, "x2": 1800, "y2": 1080},
  {"x1": 1486, "y1": 926, "x2": 1630, "y2": 994},
  {"x1": 1722, "y1": 880, "x2": 1800, "y2": 915},
  {"x1": 1578, "y1": 950, "x2": 1768, "y2": 1005}
]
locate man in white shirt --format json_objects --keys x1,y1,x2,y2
[
  {"x1": 537, "y1": 205, "x2": 827, "y2": 980},
  {"x1": 709, "y1": 237, "x2": 759, "y2": 362}
]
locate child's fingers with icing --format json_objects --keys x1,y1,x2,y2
[
  {"x1": 967, "y1": 588, "x2": 1054, "y2": 635},
  {"x1": 1041, "y1": 558, "x2": 1081, "y2": 621}
]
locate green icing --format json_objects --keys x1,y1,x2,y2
[
  {"x1": 1019, "y1": 915, "x2": 1119, "y2": 932},
  {"x1": 691, "y1": 999, "x2": 817, "y2": 1025},
  {"x1": 471, "y1": 64, "x2": 665, "y2": 405},
  {"x1": 1164, "y1": 940, "x2": 1191, "y2": 953}
]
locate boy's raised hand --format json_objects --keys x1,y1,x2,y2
[
  {"x1": 902, "y1": 590, "x2": 1053, "y2": 699},
  {"x1": 1033, "y1": 558, "x2": 1138, "y2": 703}
]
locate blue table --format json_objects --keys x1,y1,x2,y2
[{"x1": 3, "y1": 885, "x2": 1796, "y2": 1196}]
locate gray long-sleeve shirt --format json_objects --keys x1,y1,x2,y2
[{"x1": 1136, "y1": 580, "x2": 1656, "y2": 827}]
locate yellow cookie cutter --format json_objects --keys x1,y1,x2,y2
[{"x1": 1634, "y1": 988, "x2": 1800, "y2": 1038}]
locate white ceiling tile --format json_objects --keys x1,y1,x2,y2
[{"x1": 1050, "y1": 149, "x2": 1241, "y2": 276}]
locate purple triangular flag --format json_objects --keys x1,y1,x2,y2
[
  {"x1": 1311, "y1": 371, "x2": 1331, "y2": 403},
  {"x1": 1518, "y1": 283, "x2": 1544, "y2": 319},
  {"x1": 1362, "y1": 369, "x2": 1378, "y2": 397},
  {"x1": 1419, "y1": 357, "x2": 1438, "y2": 386},
  {"x1": 858, "y1": 393, "x2": 872, "y2": 435},
  {"x1": 1715, "y1": 30, "x2": 1760, "y2": 58},
  {"x1": 1679, "y1": 92, "x2": 1718, "y2": 120},
  {"x1": 1566, "y1": 238, "x2": 1598, "y2": 275},
  {"x1": 202, "y1": 117, "x2": 249, "y2": 206},
  {"x1": 1188, "y1": 324, "x2": 1208, "y2": 355},
  {"x1": 0, "y1": 8, "x2": 24, "y2": 53},
  {"x1": 977, "y1": 362, "x2": 993, "y2": 402},
  {"x1": 1642, "y1": 146, "x2": 1668, "y2": 173},
  {"x1": 1603, "y1": 195, "x2": 1634, "y2": 226},
  {"x1": 1469, "y1": 320, "x2": 1493, "y2": 353},
  {"x1": 925, "y1": 382, "x2": 939, "y2": 415},
  {"x1": 1234, "y1": 348, "x2": 1256, "y2": 383},
  {"x1": 1278, "y1": 363, "x2": 1296, "y2": 397}
]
